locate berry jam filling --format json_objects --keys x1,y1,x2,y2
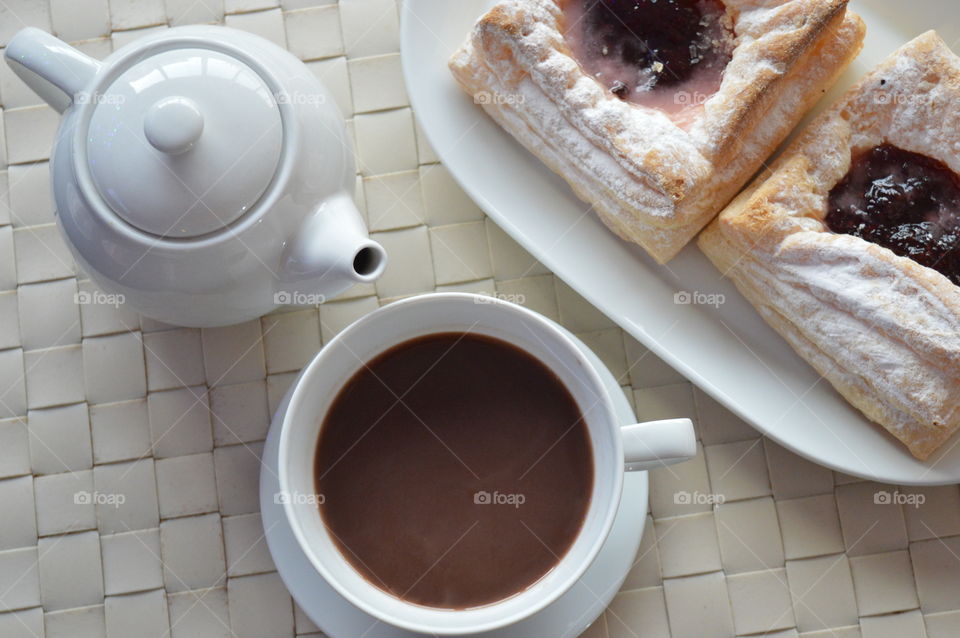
[
  {"x1": 826, "y1": 144, "x2": 960, "y2": 285},
  {"x1": 562, "y1": 0, "x2": 734, "y2": 121}
]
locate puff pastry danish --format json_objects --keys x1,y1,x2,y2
[
  {"x1": 699, "y1": 32, "x2": 960, "y2": 460},
  {"x1": 449, "y1": 0, "x2": 865, "y2": 262}
]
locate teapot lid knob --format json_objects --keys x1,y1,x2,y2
[
  {"x1": 83, "y1": 47, "x2": 283, "y2": 238},
  {"x1": 144, "y1": 96, "x2": 204, "y2": 155}
]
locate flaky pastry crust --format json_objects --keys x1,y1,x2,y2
[
  {"x1": 449, "y1": 0, "x2": 865, "y2": 262},
  {"x1": 699, "y1": 32, "x2": 960, "y2": 460}
]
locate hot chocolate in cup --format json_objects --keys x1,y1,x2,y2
[{"x1": 275, "y1": 293, "x2": 695, "y2": 635}]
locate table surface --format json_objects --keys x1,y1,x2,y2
[{"x1": 0, "y1": 1, "x2": 959, "y2": 637}]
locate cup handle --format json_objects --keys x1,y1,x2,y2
[{"x1": 620, "y1": 418, "x2": 696, "y2": 472}]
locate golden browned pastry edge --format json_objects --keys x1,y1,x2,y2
[
  {"x1": 699, "y1": 31, "x2": 960, "y2": 460},
  {"x1": 449, "y1": 0, "x2": 865, "y2": 262}
]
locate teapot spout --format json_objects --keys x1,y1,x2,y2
[
  {"x1": 5, "y1": 28, "x2": 100, "y2": 113},
  {"x1": 279, "y1": 192, "x2": 387, "y2": 303}
]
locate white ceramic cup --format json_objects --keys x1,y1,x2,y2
[{"x1": 276, "y1": 293, "x2": 695, "y2": 635}]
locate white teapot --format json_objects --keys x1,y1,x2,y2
[{"x1": 5, "y1": 26, "x2": 386, "y2": 327}]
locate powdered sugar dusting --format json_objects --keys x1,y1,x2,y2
[
  {"x1": 449, "y1": 0, "x2": 863, "y2": 262},
  {"x1": 701, "y1": 32, "x2": 960, "y2": 459}
]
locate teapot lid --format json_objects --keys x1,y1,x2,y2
[{"x1": 84, "y1": 47, "x2": 283, "y2": 238}]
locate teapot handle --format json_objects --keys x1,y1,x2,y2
[{"x1": 5, "y1": 28, "x2": 101, "y2": 113}]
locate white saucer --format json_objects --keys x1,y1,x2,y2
[{"x1": 259, "y1": 326, "x2": 649, "y2": 638}]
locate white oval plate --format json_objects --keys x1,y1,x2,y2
[{"x1": 400, "y1": 0, "x2": 960, "y2": 485}]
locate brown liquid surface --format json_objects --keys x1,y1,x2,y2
[{"x1": 314, "y1": 333, "x2": 594, "y2": 609}]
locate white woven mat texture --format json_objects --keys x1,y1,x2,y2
[{"x1": 0, "y1": 1, "x2": 958, "y2": 637}]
